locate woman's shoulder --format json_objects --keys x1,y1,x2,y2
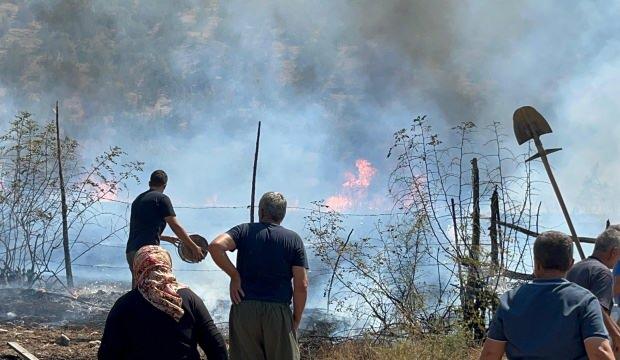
[
  {"x1": 177, "y1": 288, "x2": 210, "y2": 315},
  {"x1": 177, "y1": 287, "x2": 200, "y2": 302},
  {"x1": 111, "y1": 289, "x2": 142, "y2": 310}
]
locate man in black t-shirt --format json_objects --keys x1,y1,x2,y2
[
  {"x1": 126, "y1": 170, "x2": 203, "y2": 286},
  {"x1": 209, "y1": 192, "x2": 308, "y2": 360}
]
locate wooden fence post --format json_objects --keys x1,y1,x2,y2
[
  {"x1": 55, "y1": 101, "x2": 73, "y2": 288},
  {"x1": 250, "y1": 121, "x2": 261, "y2": 223}
]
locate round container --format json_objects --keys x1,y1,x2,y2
[{"x1": 178, "y1": 234, "x2": 209, "y2": 263}]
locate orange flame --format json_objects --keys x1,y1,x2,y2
[
  {"x1": 326, "y1": 159, "x2": 377, "y2": 211},
  {"x1": 343, "y1": 159, "x2": 377, "y2": 189}
]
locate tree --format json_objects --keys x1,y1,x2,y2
[
  {"x1": 306, "y1": 116, "x2": 538, "y2": 341},
  {"x1": 0, "y1": 111, "x2": 143, "y2": 287}
]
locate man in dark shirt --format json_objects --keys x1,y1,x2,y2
[
  {"x1": 567, "y1": 224, "x2": 620, "y2": 354},
  {"x1": 209, "y1": 191, "x2": 309, "y2": 360},
  {"x1": 126, "y1": 170, "x2": 203, "y2": 285},
  {"x1": 480, "y1": 231, "x2": 613, "y2": 360}
]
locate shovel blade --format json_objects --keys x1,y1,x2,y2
[{"x1": 513, "y1": 106, "x2": 553, "y2": 145}]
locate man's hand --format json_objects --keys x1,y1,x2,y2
[
  {"x1": 184, "y1": 240, "x2": 204, "y2": 262},
  {"x1": 209, "y1": 233, "x2": 243, "y2": 303},
  {"x1": 293, "y1": 317, "x2": 300, "y2": 332},
  {"x1": 165, "y1": 216, "x2": 205, "y2": 262},
  {"x1": 230, "y1": 276, "x2": 245, "y2": 305}
]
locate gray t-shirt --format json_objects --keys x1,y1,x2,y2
[
  {"x1": 566, "y1": 256, "x2": 614, "y2": 312},
  {"x1": 488, "y1": 278, "x2": 608, "y2": 359}
]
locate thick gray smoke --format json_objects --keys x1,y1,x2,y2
[{"x1": 1, "y1": 0, "x2": 619, "y2": 301}]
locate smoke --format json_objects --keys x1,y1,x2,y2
[
  {"x1": 1, "y1": 0, "x2": 619, "y2": 298},
  {"x1": 92, "y1": 181, "x2": 119, "y2": 202}
]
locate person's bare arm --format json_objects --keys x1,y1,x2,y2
[
  {"x1": 160, "y1": 235, "x2": 179, "y2": 244},
  {"x1": 208, "y1": 233, "x2": 244, "y2": 304},
  {"x1": 479, "y1": 338, "x2": 506, "y2": 360},
  {"x1": 292, "y1": 266, "x2": 308, "y2": 331},
  {"x1": 602, "y1": 308, "x2": 620, "y2": 353},
  {"x1": 585, "y1": 337, "x2": 615, "y2": 360},
  {"x1": 165, "y1": 216, "x2": 202, "y2": 260}
]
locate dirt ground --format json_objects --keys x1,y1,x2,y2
[
  {"x1": 0, "y1": 323, "x2": 102, "y2": 360},
  {"x1": 0, "y1": 284, "x2": 120, "y2": 359}
]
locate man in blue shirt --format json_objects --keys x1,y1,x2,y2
[
  {"x1": 480, "y1": 231, "x2": 613, "y2": 360},
  {"x1": 613, "y1": 260, "x2": 620, "y2": 321},
  {"x1": 209, "y1": 192, "x2": 309, "y2": 360}
]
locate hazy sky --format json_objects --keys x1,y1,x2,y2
[{"x1": 1, "y1": 0, "x2": 620, "y2": 304}]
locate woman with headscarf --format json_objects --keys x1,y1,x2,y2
[{"x1": 98, "y1": 245, "x2": 228, "y2": 360}]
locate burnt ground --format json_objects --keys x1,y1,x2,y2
[
  {"x1": 0, "y1": 323, "x2": 325, "y2": 360},
  {"x1": 0, "y1": 323, "x2": 102, "y2": 360},
  {"x1": 0, "y1": 284, "x2": 327, "y2": 359},
  {"x1": 0, "y1": 283, "x2": 121, "y2": 360}
]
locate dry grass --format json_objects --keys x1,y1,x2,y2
[{"x1": 309, "y1": 333, "x2": 481, "y2": 360}]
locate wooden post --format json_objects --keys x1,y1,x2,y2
[
  {"x1": 498, "y1": 220, "x2": 597, "y2": 244},
  {"x1": 490, "y1": 187, "x2": 499, "y2": 266},
  {"x1": 451, "y1": 198, "x2": 461, "y2": 266},
  {"x1": 451, "y1": 197, "x2": 466, "y2": 315},
  {"x1": 467, "y1": 157, "x2": 484, "y2": 341},
  {"x1": 471, "y1": 158, "x2": 480, "y2": 262},
  {"x1": 250, "y1": 121, "x2": 261, "y2": 223},
  {"x1": 55, "y1": 101, "x2": 73, "y2": 288}
]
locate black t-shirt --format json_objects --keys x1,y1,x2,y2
[
  {"x1": 226, "y1": 222, "x2": 308, "y2": 304},
  {"x1": 126, "y1": 189, "x2": 176, "y2": 253},
  {"x1": 98, "y1": 288, "x2": 228, "y2": 360}
]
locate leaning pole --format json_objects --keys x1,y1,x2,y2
[{"x1": 513, "y1": 106, "x2": 585, "y2": 260}]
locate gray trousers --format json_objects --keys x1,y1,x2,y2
[{"x1": 229, "y1": 300, "x2": 300, "y2": 360}]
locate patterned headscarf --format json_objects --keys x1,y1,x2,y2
[{"x1": 133, "y1": 245, "x2": 188, "y2": 322}]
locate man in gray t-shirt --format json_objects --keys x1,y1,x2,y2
[
  {"x1": 567, "y1": 225, "x2": 620, "y2": 354},
  {"x1": 480, "y1": 231, "x2": 613, "y2": 360}
]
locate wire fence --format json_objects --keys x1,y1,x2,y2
[{"x1": 104, "y1": 198, "x2": 403, "y2": 217}]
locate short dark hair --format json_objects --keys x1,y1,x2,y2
[
  {"x1": 533, "y1": 231, "x2": 573, "y2": 271},
  {"x1": 149, "y1": 170, "x2": 168, "y2": 187}
]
